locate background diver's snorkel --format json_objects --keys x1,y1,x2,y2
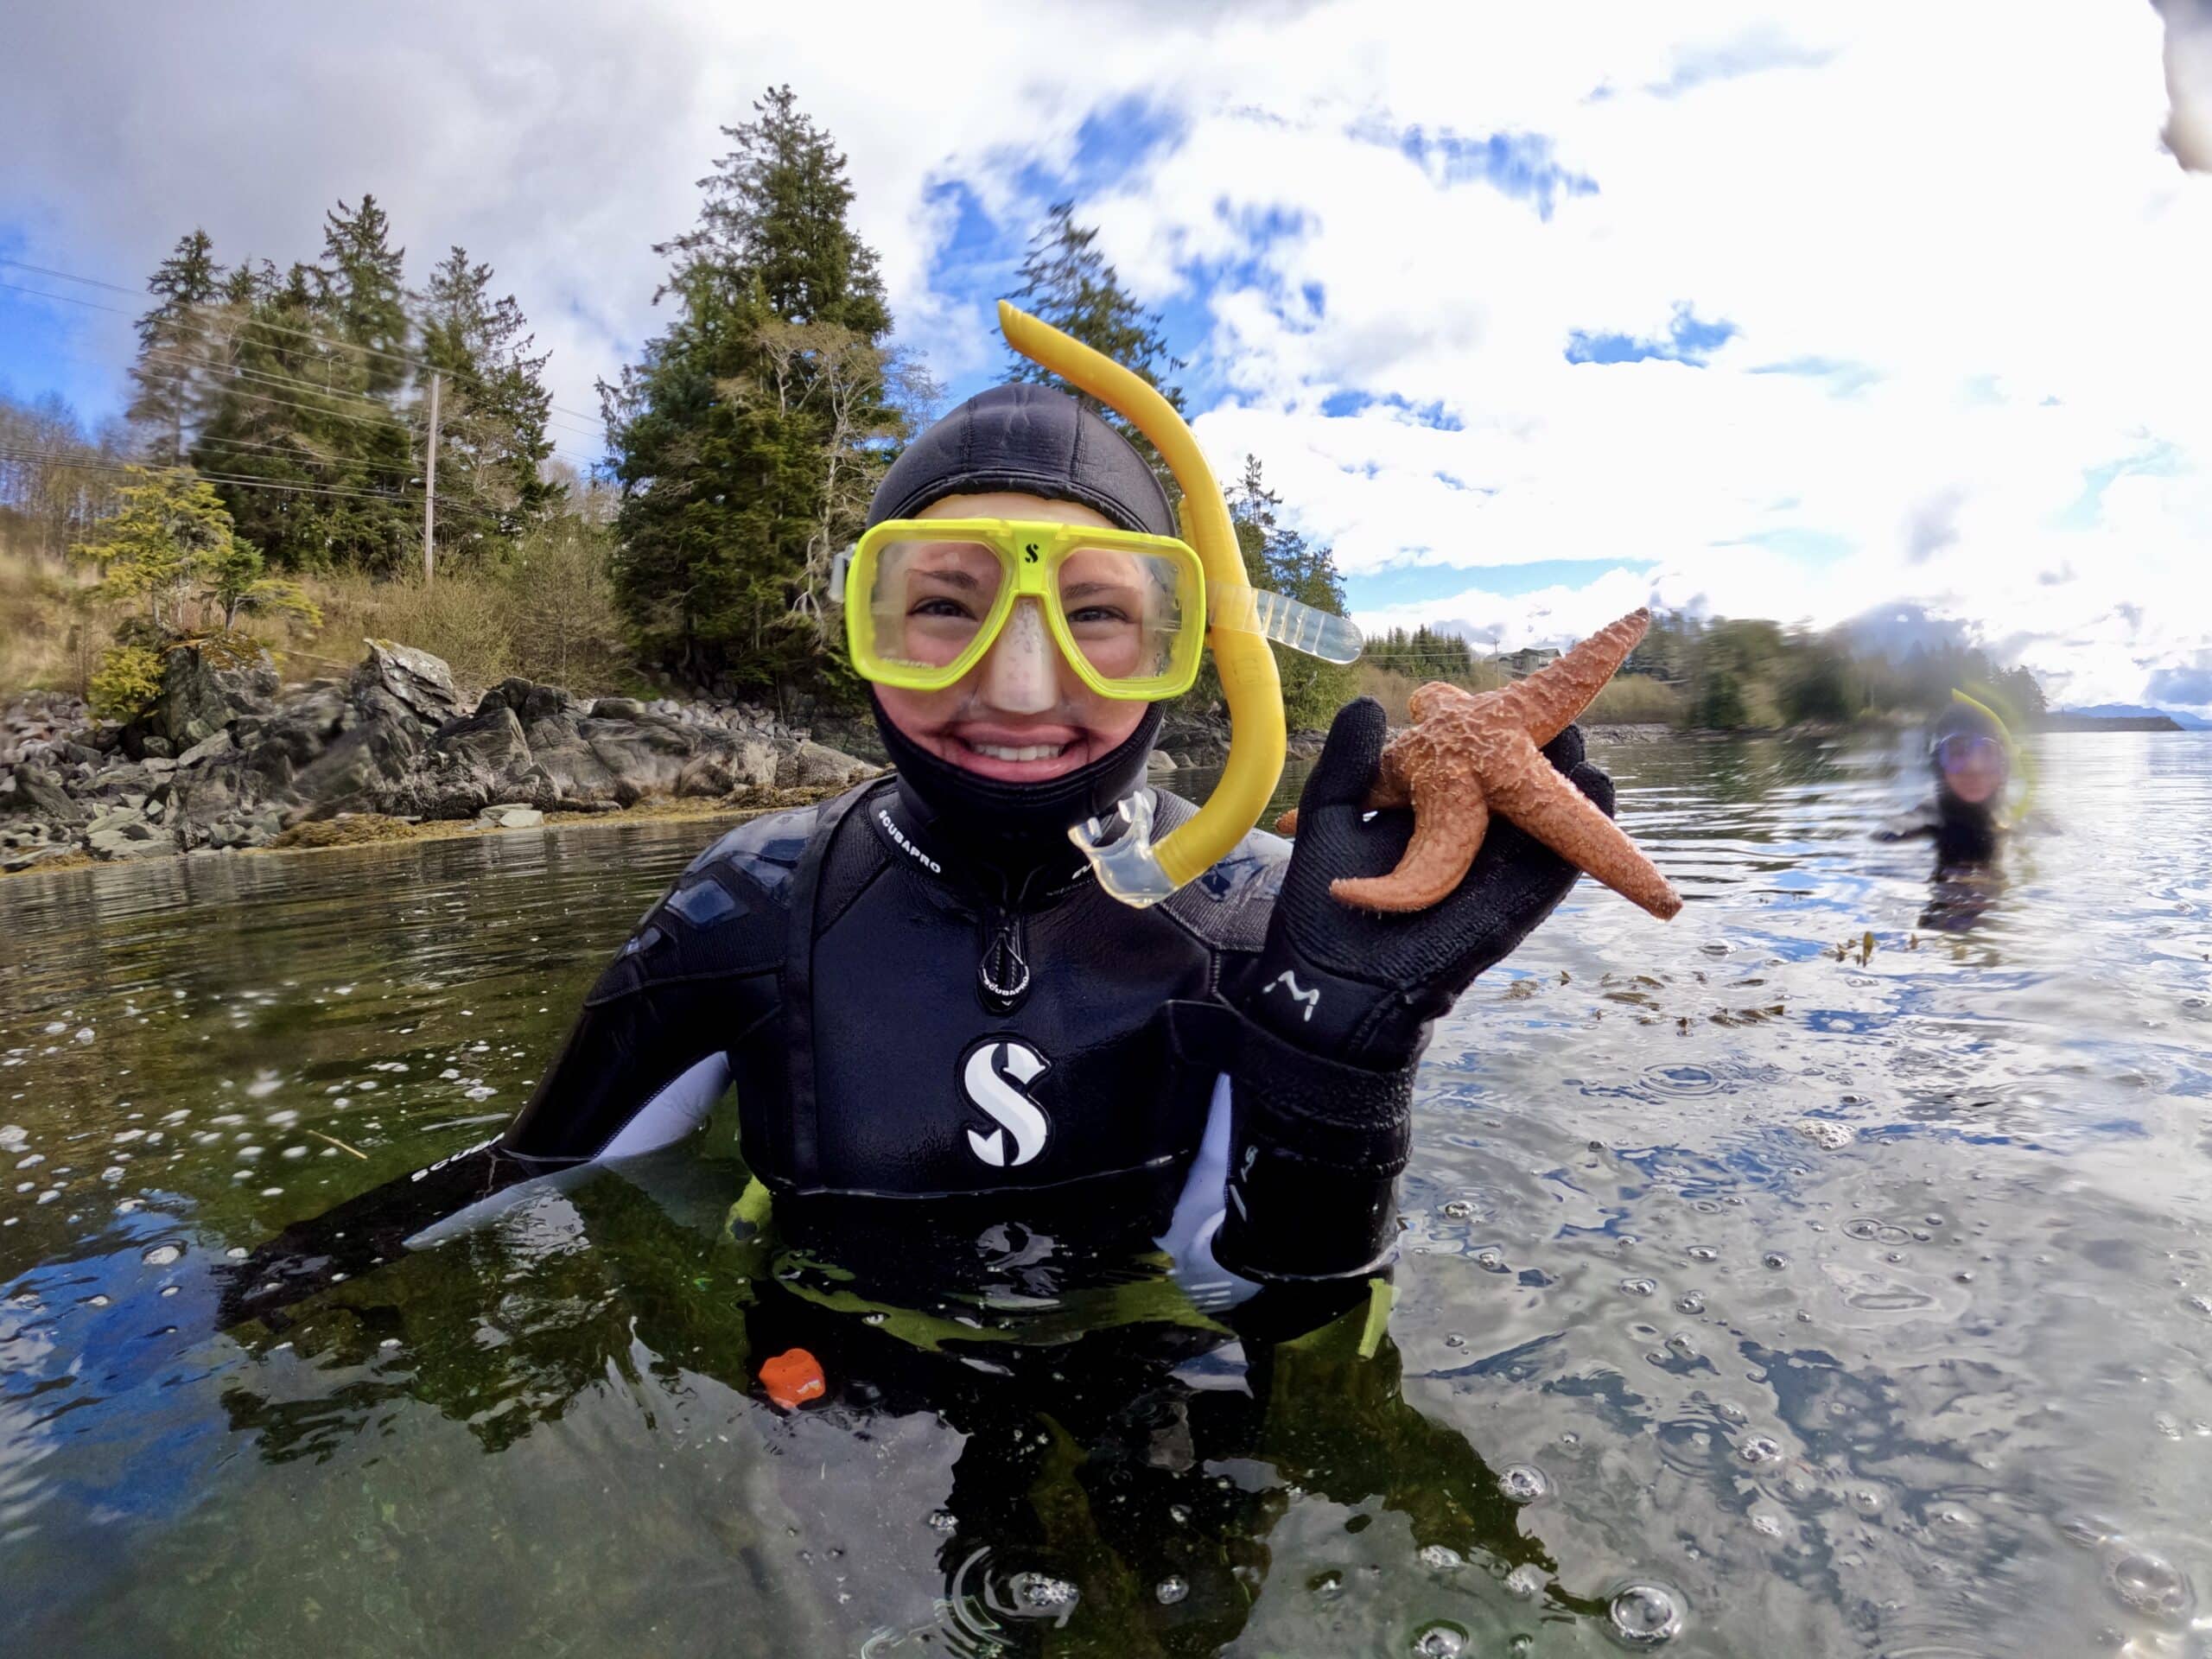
[{"x1": 995, "y1": 300, "x2": 1294, "y2": 906}]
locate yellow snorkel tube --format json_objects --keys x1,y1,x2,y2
[
  {"x1": 1949, "y1": 686, "x2": 2035, "y2": 824},
  {"x1": 998, "y1": 300, "x2": 1286, "y2": 906}
]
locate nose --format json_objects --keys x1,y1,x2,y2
[{"x1": 978, "y1": 599, "x2": 1060, "y2": 715}]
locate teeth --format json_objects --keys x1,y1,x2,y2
[{"x1": 971, "y1": 742, "x2": 1068, "y2": 762}]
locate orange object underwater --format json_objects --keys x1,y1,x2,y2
[{"x1": 760, "y1": 1347, "x2": 826, "y2": 1409}]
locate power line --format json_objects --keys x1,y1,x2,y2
[
  {"x1": 85, "y1": 351, "x2": 603, "y2": 477},
  {"x1": 2, "y1": 256, "x2": 607, "y2": 433},
  {"x1": 0, "y1": 443, "x2": 503, "y2": 521}
]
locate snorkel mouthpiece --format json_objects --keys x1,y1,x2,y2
[{"x1": 996, "y1": 300, "x2": 1287, "y2": 906}]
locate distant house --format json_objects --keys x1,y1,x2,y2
[{"x1": 1497, "y1": 646, "x2": 1560, "y2": 679}]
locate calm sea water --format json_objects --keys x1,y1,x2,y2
[{"x1": 3, "y1": 731, "x2": 2209, "y2": 1657}]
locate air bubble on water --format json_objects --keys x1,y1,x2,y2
[
  {"x1": 1006, "y1": 1573, "x2": 1076, "y2": 1615},
  {"x1": 1739, "y1": 1435, "x2": 1781, "y2": 1464},
  {"x1": 926, "y1": 1509, "x2": 957, "y2": 1532},
  {"x1": 1418, "y1": 1544, "x2": 1464, "y2": 1572},
  {"x1": 1852, "y1": 1489, "x2": 1885, "y2": 1515},
  {"x1": 1411, "y1": 1621, "x2": 1466, "y2": 1656},
  {"x1": 1440, "y1": 1198, "x2": 1476, "y2": 1221},
  {"x1": 1501, "y1": 1464, "x2": 1550, "y2": 1504},
  {"x1": 1475, "y1": 1248, "x2": 1509, "y2": 1273},
  {"x1": 85, "y1": 1294, "x2": 110, "y2": 1308},
  {"x1": 1607, "y1": 1583, "x2": 1684, "y2": 1646},
  {"x1": 1688, "y1": 1245, "x2": 1718, "y2": 1262},
  {"x1": 1154, "y1": 1575, "x2": 1188, "y2": 1605},
  {"x1": 1715, "y1": 1400, "x2": 1749, "y2": 1425},
  {"x1": 1442, "y1": 1332, "x2": 1466, "y2": 1349},
  {"x1": 861, "y1": 1310, "x2": 887, "y2": 1325},
  {"x1": 2184, "y1": 1294, "x2": 2212, "y2": 1319},
  {"x1": 1309, "y1": 1569, "x2": 1344, "y2": 1600},
  {"x1": 1676, "y1": 1291, "x2": 1706, "y2": 1314},
  {"x1": 1505, "y1": 1562, "x2": 1547, "y2": 1599},
  {"x1": 142, "y1": 1243, "x2": 181, "y2": 1266},
  {"x1": 1763, "y1": 1252, "x2": 1789, "y2": 1269},
  {"x1": 2108, "y1": 1549, "x2": 2193, "y2": 1618},
  {"x1": 1620, "y1": 1277, "x2": 1658, "y2": 1298},
  {"x1": 1167, "y1": 1503, "x2": 1191, "y2": 1525}
]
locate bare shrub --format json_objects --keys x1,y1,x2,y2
[{"x1": 502, "y1": 519, "x2": 629, "y2": 693}]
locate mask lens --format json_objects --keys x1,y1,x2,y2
[
  {"x1": 1936, "y1": 734, "x2": 2005, "y2": 774},
  {"x1": 1057, "y1": 545, "x2": 1191, "y2": 686},
  {"x1": 867, "y1": 538, "x2": 1006, "y2": 675}
]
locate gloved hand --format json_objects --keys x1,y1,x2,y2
[
  {"x1": 1212, "y1": 696, "x2": 1613, "y2": 1283},
  {"x1": 1243, "y1": 696, "x2": 1615, "y2": 1070}
]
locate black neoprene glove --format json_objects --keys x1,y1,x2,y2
[
  {"x1": 1214, "y1": 696, "x2": 1615, "y2": 1282},
  {"x1": 1246, "y1": 696, "x2": 1616, "y2": 1068}
]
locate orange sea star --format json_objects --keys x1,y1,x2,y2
[{"x1": 1280, "y1": 608, "x2": 1683, "y2": 918}]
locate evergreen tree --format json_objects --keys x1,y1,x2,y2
[
  {"x1": 319, "y1": 194, "x2": 412, "y2": 397},
  {"x1": 125, "y1": 229, "x2": 226, "y2": 467},
  {"x1": 1007, "y1": 202, "x2": 1185, "y2": 486},
  {"x1": 191, "y1": 246, "x2": 412, "y2": 573},
  {"x1": 1217, "y1": 454, "x2": 1357, "y2": 731},
  {"x1": 417, "y1": 245, "x2": 559, "y2": 553},
  {"x1": 605, "y1": 87, "x2": 906, "y2": 696}
]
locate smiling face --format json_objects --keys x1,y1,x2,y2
[
  {"x1": 870, "y1": 492, "x2": 1154, "y2": 785},
  {"x1": 1939, "y1": 735, "x2": 2008, "y2": 807}
]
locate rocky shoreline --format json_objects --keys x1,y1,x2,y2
[{"x1": 0, "y1": 641, "x2": 875, "y2": 875}]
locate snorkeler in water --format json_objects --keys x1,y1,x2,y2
[
  {"x1": 1878, "y1": 693, "x2": 2016, "y2": 933},
  {"x1": 224, "y1": 308, "x2": 1614, "y2": 1336},
  {"x1": 1878, "y1": 694, "x2": 2012, "y2": 867}
]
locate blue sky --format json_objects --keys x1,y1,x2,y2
[{"x1": 3, "y1": 1, "x2": 2208, "y2": 709}]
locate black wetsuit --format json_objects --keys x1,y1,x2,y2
[{"x1": 495, "y1": 768, "x2": 1295, "y2": 1278}]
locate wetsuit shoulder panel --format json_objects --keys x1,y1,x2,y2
[{"x1": 1159, "y1": 800, "x2": 1289, "y2": 957}]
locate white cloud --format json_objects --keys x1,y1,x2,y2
[{"x1": 3, "y1": 1, "x2": 2209, "y2": 708}]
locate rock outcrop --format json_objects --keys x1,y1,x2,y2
[{"x1": 0, "y1": 640, "x2": 876, "y2": 871}]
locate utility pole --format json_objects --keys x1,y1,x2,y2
[{"x1": 422, "y1": 369, "x2": 442, "y2": 583}]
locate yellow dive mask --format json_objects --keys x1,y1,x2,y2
[{"x1": 831, "y1": 301, "x2": 1363, "y2": 907}]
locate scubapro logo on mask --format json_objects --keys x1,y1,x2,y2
[{"x1": 961, "y1": 1037, "x2": 1052, "y2": 1168}]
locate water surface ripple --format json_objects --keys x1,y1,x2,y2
[{"x1": 3, "y1": 732, "x2": 2209, "y2": 1656}]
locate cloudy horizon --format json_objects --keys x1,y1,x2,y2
[{"x1": 4, "y1": 1, "x2": 2209, "y2": 712}]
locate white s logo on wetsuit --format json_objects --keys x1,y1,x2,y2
[{"x1": 962, "y1": 1039, "x2": 1052, "y2": 1167}]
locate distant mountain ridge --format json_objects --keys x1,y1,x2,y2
[{"x1": 2058, "y1": 702, "x2": 2210, "y2": 731}]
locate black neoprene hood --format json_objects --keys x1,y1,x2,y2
[{"x1": 866, "y1": 381, "x2": 1175, "y2": 537}]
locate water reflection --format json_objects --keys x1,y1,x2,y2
[{"x1": 4, "y1": 732, "x2": 2212, "y2": 1656}]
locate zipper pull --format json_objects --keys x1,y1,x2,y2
[{"x1": 978, "y1": 910, "x2": 1031, "y2": 1014}]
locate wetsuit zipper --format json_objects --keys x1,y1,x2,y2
[{"x1": 977, "y1": 905, "x2": 1032, "y2": 1014}]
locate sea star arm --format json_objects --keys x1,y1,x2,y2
[
  {"x1": 1490, "y1": 609, "x2": 1650, "y2": 747},
  {"x1": 1483, "y1": 734, "x2": 1682, "y2": 919},
  {"x1": 1330, "y1": 775, "x2": 1491, "y2": 913}
]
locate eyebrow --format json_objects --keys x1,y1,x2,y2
[
  {"x1": 1060, "y1": 580, "x2": 1142, "y2": 602},
  {"x1": 911, "y1": 567, "x2": 986, "y2": 590}
]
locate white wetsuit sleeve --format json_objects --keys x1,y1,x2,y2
[{"x1": 1155, "y1": 1072, "x2": 1261, "y2": 1311}]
